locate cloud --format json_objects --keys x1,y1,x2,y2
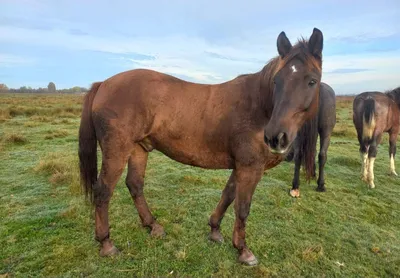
[
  {"x1": 68, "y1": 28, "x2": 88, "y2": 36},
  {"x1": 327, "y1": 68, "x2": 371, "y2": 74},
  {"x1": 0, "y1": 53, "x2": 35, "y2": 67},
  {"x1": 0, "y1": 1, "x2": 399, "y2": 92},
  {"x1": 321, "y1": 51, "x2": 400, "y2": 94},
  {"x1": 0, "y1": 17, "x2": 53, "y2": 31},
  {"x1": 124, "y1": 57, "x2": 224, "y2": 82}
]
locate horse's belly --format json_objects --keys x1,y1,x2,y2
[{"x1": 146, "y1": 137, "x2": 234, "y2": 169}]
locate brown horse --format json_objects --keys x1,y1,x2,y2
[
  {"x1": 353, "y1": 87, "x2": 400, "y2": 188},
  {"x1": 286, "y1": 82, "x2": 336, "y2": 197},
  {"x1": 78, "y1": 28, "x2": 324, "y2": 266}
]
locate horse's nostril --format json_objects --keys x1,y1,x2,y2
[
  {"x1": 264, "y1": 135, "x2": 270, "y2": 145},
  {"x1": 264, "y1": 132, "x2": 288, "y2": 150},
  {"x1": 277, "y1": 132, "x2": 288, "y2": 148}
]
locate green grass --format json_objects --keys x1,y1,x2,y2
[{"x1": 0, "y1": 94, "x2": 399, "y2": 277}]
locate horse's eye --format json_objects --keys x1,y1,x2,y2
[{"x1": 308, "y1": 79, "x2": 317, "y2": 86}]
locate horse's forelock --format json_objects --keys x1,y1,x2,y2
[{"x1": 273, "y1": 39, "x2": 322, "y2": 77}]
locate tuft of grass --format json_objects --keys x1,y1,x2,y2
[
  {"x1": 44, "y1": 129, "x2": 69, "y2": 140},
  {"x1": 24, "y1": 121, "x2": 41, "y2": 128},
  {"x1": 29, "y1": 115, "x2": 52, "y2": 122},
  {"x1": 301, "y1": 245, "x2": 324, "y2": 262},
  {"x1": 0, "y1": 108, "x2": 11, "y2": 122},
  {"x1": 34, "y1": 152, "x2": 80, "y2": 193},
  {"x1": 2, "y1": 133, "x2": 28, "y2": 145}
]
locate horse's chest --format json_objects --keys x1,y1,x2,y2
[{"x1": 264, "y1": 153, "x2": 285, "y2": 170}]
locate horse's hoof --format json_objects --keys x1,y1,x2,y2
[
  {"x1": 100, "y1": 245, "x2": 120, "y2": 257},
  {"x1": 150, "y1": 223, "x2": 166, "y2": 238},
  {"x1": 289, "y1": 189, "x2": 300, "y2": 198},
  {"x1": 390, "y1": 171, "x2": 398, "y2": 177},
  {"x1": 316, "y1": 186, "x2": 326, "y2": 192},
  {"x1": 238, "y1": 249, "x2": 258, "y2": 266},
  {"x1": 209, "y1": 230, "x2": 224, "y2": 243},
  {"x1": 369, "y1": 183, "x2": 375, "y2": 189}
]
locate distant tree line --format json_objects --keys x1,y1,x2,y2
[{"x1": 0, "y1": 82, "x2": 88, "y2": 94}]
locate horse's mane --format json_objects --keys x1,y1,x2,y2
[{"x1": 386, "y1": 86, "x2": 400, "y2": 106}]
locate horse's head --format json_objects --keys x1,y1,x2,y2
[{"x1": 264, "y1": 28, "x2": 323, "y2": 154}]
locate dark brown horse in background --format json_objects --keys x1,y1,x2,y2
[
  {"x1": 78, "y1": 28, "x2": 324, "y2": 266},
  {"x1": 353, "y1": 87, "x2": 400, "y2": 188},
  {"x1": 285, "y1": 82, "x2": 336, "y2": 197}
]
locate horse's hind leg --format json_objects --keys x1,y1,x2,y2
[
  {"x1": 367, "y1": 134, "x2": 381, "y2": 188},
  {"x1": 316, "y1": 129, "x2": 332, "y2": 192},
  {"x1": 389, "y1": 130, "x2": 398, "y2": 176},
  {"x1": 95, "y1": 146, "x2": 130, "y2": 257},
  {"x1": 358, "y1": 133, "x2": 369, "y2": 181},
  {"x1": 209, "y1": 170, "x2": 236, "y2": 243},
  {"x1": 125, "y1": 144, "x2": 165, "y2": 237}
]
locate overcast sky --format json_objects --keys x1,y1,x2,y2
[{"x1": 0, "y1": 0, "x2": 399, "y2": 94}]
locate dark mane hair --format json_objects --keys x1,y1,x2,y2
[{"x1": 386, "y1": 86, "x2": 400, "y2": 106}]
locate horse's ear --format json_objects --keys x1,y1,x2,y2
[
  {"x1": 277, "y1": 31, "x2": 292, "y2": 58},
  {"x1": 309, "y1": 28, "x2": 323, "y2": 59}
]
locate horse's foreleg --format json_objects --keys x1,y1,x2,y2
[
  {"x1": 126, "y1": 145, "x2": 165, "y2": 237},
  {"x1": 94, "y1": 150, "x2": 128, "y2": 257},
  {"x1": 389, "y1": 130, "x2": 398, "y2": 176},
  {"x1": 316, "y1": 131, "x2": 332, "y2": 192},
  {"x1": 209, "y1": 170, "x2": 236, "y2": 243},
  {"x1": 232, "y1": 165, "x2": 263, "y2": 266},
  {"x1": 290, "y1": 149, "x2": 301, "y2": 198}
]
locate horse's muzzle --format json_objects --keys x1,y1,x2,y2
[{"x1": 264, "y1": 132, "x2": 290, "y2": 154}]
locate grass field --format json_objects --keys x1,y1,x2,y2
[{"x1": 0, "y1": 93, "x2": 399, "y2": 277}]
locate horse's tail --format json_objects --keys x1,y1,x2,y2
[
  {"x1": 362, "y1": 97, "x2": 376, "y2": 143},
  {"x1": 78, "y1": 82, "x2": 102, "y2": 204},
  {"x1": 298, "y1": 115, "x2": 318, "y2": 181}
]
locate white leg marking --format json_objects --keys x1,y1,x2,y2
[
  {"x1": 390, "y1": 154, "x2": 397, "y2": 176},
  {"x1": 361, "y1": 152, "x2": 368, "y2": 181},
  {"x1": 368, "y1": 157, "x2": 376, "y2": 188}
]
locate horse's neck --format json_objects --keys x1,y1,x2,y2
[
  {"x1": 223, "y1": 71, "x2": 272, "y2": 125},
  {"x1": 241, "y1": 71, "x2": 273, "y2": 110}
]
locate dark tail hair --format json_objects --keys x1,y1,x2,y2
[
  {"x1": 362, "y1": 97, "x2": 376, "y2": 142},
  {"x1": 78, "y1": 82, "x2": 102, "y2": 204},
  {"x1": 297, "y1": 114, "x2": 318, "y2": 181}
]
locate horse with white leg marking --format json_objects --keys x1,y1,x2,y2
[
  {"x1": 353, "y1": 86, "x2": 400, "y2": 188},
  {"x1": 285, "y1": 82, "x2": 336, "y2": 197}
]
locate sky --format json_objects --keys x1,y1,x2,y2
[{"x1": 0, "y1": 0, "x2": 399, "y2": 95}]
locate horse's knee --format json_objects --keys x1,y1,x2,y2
[
  {"x1": 318, "y1": 152, "x2": 327, "y2": 162},
  {"x1": 369, "y1": 146, "x2": 378, "y2": 158},
  {"x1": 125, "y1": 176, "x2": 144, "y2": 198},
  {"x1": 236, "y1": 202, "x2": 251, "y2": 222},
  {"x1": 360, "y1": 144, "x2": 368, "y2": 153},
  {"x1": 93, "y1": 182, "x2": 112, "y2": 206}
]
